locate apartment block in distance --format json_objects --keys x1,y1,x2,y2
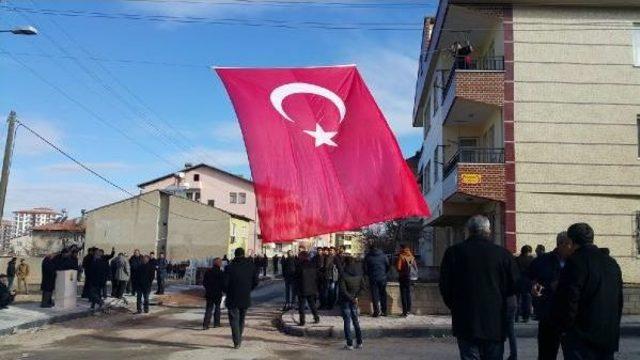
[
  {"x1": 13, "y1": 207, "x2": 61, "y2": 237},
  {"x1": 413, "y1": 0, "x2": 640, "y2": 283}
]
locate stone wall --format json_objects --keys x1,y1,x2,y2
[{"x1": 358, "y1": 282, "x2": 640, "y2": 315}]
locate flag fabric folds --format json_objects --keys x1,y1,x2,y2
[{"x1": 215, "y1": 65, "x2": 430, "y2": 242}]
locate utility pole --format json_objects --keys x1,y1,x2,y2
[{"x1": 0, "y1": 111, "x2": 17, "y2": 223}]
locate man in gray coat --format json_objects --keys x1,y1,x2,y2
[{"x1": 112, "y1": 253, "x2": 130, "y2": 299}]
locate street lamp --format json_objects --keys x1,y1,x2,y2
[{"x1": 0, "y1": 26, "x2": 38, "y2": 36}]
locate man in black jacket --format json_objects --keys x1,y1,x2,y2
[
  {"x1": 202, "y1": 258, "x2": 224, "y2": 329},
  {"x1": 551, "y1": 223, "x2": 623, "y2": 360},
  {"x1": 81, "y1": 248, "x2": 96, "y2": 298},
  {"x1": 439, "y1": 215, "x2": 518, "y2": 360},
  {"x1": 363, "y1": 244, "x2": 390, "y2": 317},
  {"x1": 281, "y1": 250, "x2": 297, "y2": 311},
  {"x1": 0, "y1": 275, "x2": 15, "y2": 309},
  {"x1": 6, "y1": 257, "x2": 16, "y2": 292},
  {"x1": 338, "y1": 254, "x2": 366, "y2": 350},
  {"x1": 133, "y1": 255, "x2": 155, "y2": 314},
  {"x1": 87, "y1": 250, "x2": 110, "y2": 313},
  {"x1": 129, "y1": 249, "x2": 143, "y2": 295},
  {"x1": 296, "y1": 251, "x2": 320, "y2": 326},
  {"x1": 224, "y1": 247, "x2": 259, "y2": 349},
  {"x1": 40, "y1": 254, "x2": 57, "y2": 308},
  {"x1": 529, "y1": 231, "x2": 574, "y2": 360}
]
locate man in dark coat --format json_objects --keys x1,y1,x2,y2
[
  {"x1": 224, "y1": 247, "x2": 259, "y2": 349},
  {"x1": 296, "y1": 251, "x2": 320, "y2": 326},
  {"x1": 281, "y1": 250, "x2": 297, "y2": 311},
  {"x1": 40, "y1": 254, "x2": 57, "y2": 308},
  {"x1": 272, "y1": 254, "x2": 279, "y2": 275},
  {"x1": 338, "y1": 254, "x2": 366, "y2": 350},
  {"x1": 129, "y1": 249, "x2": 143, "y2": 295},
  {"x1": 202, "y1": 258, "x2": 224, "y2": 329},
  {"x1": 363, "y1": 244, "x2": 390, "y2": 317},
  {"x1": 514, "y1": 245, "x2": 534, "y2": 322},
  {"x1": 87, "y1": 250, "x2": 110, "y2": 312},
  {"x1": 81, "y1": 248, "x2": 96, "y2": 298},
  {"x1": 6, "y1": 257, "x2": 16, "y2": 292},
  {"x1": 529, "y1": 231, "x2": 574, "y2": 360},
  {"x1": 0, "y1": 275, "x2": 15, "y2": 309},
  {"x1": 551, "y1": 223, "x2": 623, "y2": 360},
  {"x1": 439, "y1": 215, "x2": 518, "y2": 360},
  {"x1": 155, "y1": 252, "x2": 168, "y2": 295},
  {"x1": 133, "y1": 255, "x2": 155, "y2": 314}
]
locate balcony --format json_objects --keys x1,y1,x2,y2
[
  {"x1": 442, "y1": 148, "x2": 505, "y2": 203},
  {"x1": 438, "y1": 56, "x2": 505, "y2": 127}
]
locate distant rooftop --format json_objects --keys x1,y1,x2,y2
[
  {"x1": 137, "y1": 163, "x2": 252, "y2": 188},
  {"x1": 13, "y1": 207, "x2": 60, "y2": 215},
  {"x1": 32, "y1": 219, "x2": 85, "y2": 233}
]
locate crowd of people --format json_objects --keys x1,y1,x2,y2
[{"x1": 439, "y1": 215, "x2": 623, "y2": 360}]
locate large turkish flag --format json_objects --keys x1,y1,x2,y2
[{"x1": 215, "y1": 65, "x2": 429, "y2": 242}]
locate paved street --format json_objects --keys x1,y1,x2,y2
[{"x1": 0, "y1": 281, "x2": 639, "y2": 360}]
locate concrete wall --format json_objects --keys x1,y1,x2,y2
[
  {"x1": 512, "y1": 6, "x2": 640, "y2": 283},
  {"x1": 85, "y1": 191, "x2": 164, "y2": 256},
  {"x1": 166, "y1": 195, "x2": 232, "y2": 260}
]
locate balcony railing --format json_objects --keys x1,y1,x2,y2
[
  {"x1": 443, "y1": 147, "x2": 505, "y2": 178},
  {"x1": 442, "y1": 56, "x2": 505, "y2": 104}
]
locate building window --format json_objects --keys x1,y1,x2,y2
[
  {"x1": 634, "y1": 24, "x2": 640, "y2": 66},
  {"x1": 207, "y1": 200, "x2": 215, "y2": 207},
  {"x1": 238, "y1": 192, "x2": 246, "y2": 204},
  {"x1": 193, "y1": 173, "x2": 200, "y2": 182},
  {"x1": 230, "y1": 222, "x2": 237, "y2": 243},
  {"x1": 230, "y1": 192, "x2": 237, "y2": 204}
]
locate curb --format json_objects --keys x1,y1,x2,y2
[
  {"x1": 277, "y1": 313, "x2": 640, "y2": 339},
  {"x1": 0, "y1": 307, "x2": 94, "y2": 337}
]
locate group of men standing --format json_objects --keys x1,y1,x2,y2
[{"x1": 439, "y1": 215, "x2": 623, "y2": 360}]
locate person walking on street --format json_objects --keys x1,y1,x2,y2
[
  {"x1": 6, "y1": 257, "x2": 16, "y2": 292},
  {"x1": 281, "y1": 250, "x2": 297, "y2": 311},
  {"x1": 112, "y1": 253, "x2": 130, "y2": 299},
  {"x1": 529, "y1": 231, "x2": 574, "y2": 360},
  {"x1": 202, "y1": 257, "x2": 224, "y2": 329},
  {"x1": 261, "y1": 254, "x2": 268, "y2": 277},
  {"x1": 224, "y1": 247, "x2": 259, "y2": 349},
  {"x1": 296, "y1": 251, "x2": 320, "y2": 326},
  {"x1": 439, "y1": 215, "x2": 519, "y2": 360},
  {"x1": 515, "y1": 245, "x2": 534, "y2": 323},
  {"x1": 364, "y1": 244, "x2": 390, "y2": 317},
  {"x1": 87, "y1": 250, "x2": 110, "y2": 313},
  {"x1": 133, "y1": 255, "x2": 155, "y2": 314},
  {"x1": 324, "y1": 247, "x2": 339, "y2": 310},
  {"x1": 16, "y1": 259, "x2": 30, "y2": 295},
  {"x1": 272, "y1": 254, "x2": 279, "y2": 275},
  {"x1": 551, "y1": 223, "x2": 623, "y2": 360},
  {"x1": 101, "y1": 247, "x2": 115, "y2": 299},
  {"x1": 129, "y1": 249, "x2": 143, "y2": 295},
  {"x1": 81, "y1": 248, "x2": 96, "y2": 298},
  {"x1": 338, "y1": 254, "x2": 366, "y2": 350},
  {"x1": 156, "y1": 252, "x2": 168, "y2": 295},
  {"x1": 396, "y1": 245, "x2": 417, "y2": 317},
  {"x1": 40, "y1": 254, "x2": 57, "y2": 308}
]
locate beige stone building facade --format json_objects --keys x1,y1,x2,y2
[
  {"x1": 84, "y1": 190, "x2": 252, "y2": 261},
  {"x1": 414, "y1": 0, "x2": 640, "y2": 282}
]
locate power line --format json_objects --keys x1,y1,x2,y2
[
  {"x1": 16, "y1": 119, "x2": 237, "y2": 223},
  {"x1": 1, "y1": 49, "x2": 178, "y2": 168},
  {"x1": 12, "y1": 2, "x2": 192, "y2": 156},
  {"x1": 110, "y1": 0, "x2": 435, "y2": 8}
]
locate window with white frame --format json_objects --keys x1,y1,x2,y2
[{"x1": 238, "y1": 192, "x2": 246, "y2": 204}]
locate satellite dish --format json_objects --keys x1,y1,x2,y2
[{"x1": 177, "y1": 172, "x2": 185, "y2": 179}]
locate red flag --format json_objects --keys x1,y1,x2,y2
[{"x1": 215, "y1": 65, "x2": 429, "y2": 242}]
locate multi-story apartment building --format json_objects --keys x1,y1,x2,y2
[
  {"x1": 13, "y1": 207, "x2": 61, "y2": 237},
  {"x1": 0, "y1": 219, "x2": 15, "y2": 254},
  {"x1": 413, "y1": 0, "x2": 640, "y2": 282}
]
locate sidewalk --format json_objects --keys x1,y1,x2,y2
[{"x1": 279, "y1": 310, "x2": 640, "y2": 339}]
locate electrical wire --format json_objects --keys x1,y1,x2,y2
[
  {"x1": 1, "y1": 48, "x2": 178, "y2": 168},
  {"x1": 15, "y1": 119, "x2": 242, "y2": 223}
]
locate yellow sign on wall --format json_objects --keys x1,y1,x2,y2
[{"x1": 460, "y1": 173, "x2": 482, "y2": 185}]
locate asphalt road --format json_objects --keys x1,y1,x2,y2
[{"x1": 0, "y1": 281, "x2": 638, "y2": 360}]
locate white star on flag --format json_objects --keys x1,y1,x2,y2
[{"x1": 303, "y1": 123, "x2": 338, "y2": 147}]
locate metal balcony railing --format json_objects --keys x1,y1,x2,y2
[
  {"x1": 443, "y1": 147, "x2": 505, "y2": 178},
  {"x1": 442, "y1": 56, "x2": 505, "y2": 104}
]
